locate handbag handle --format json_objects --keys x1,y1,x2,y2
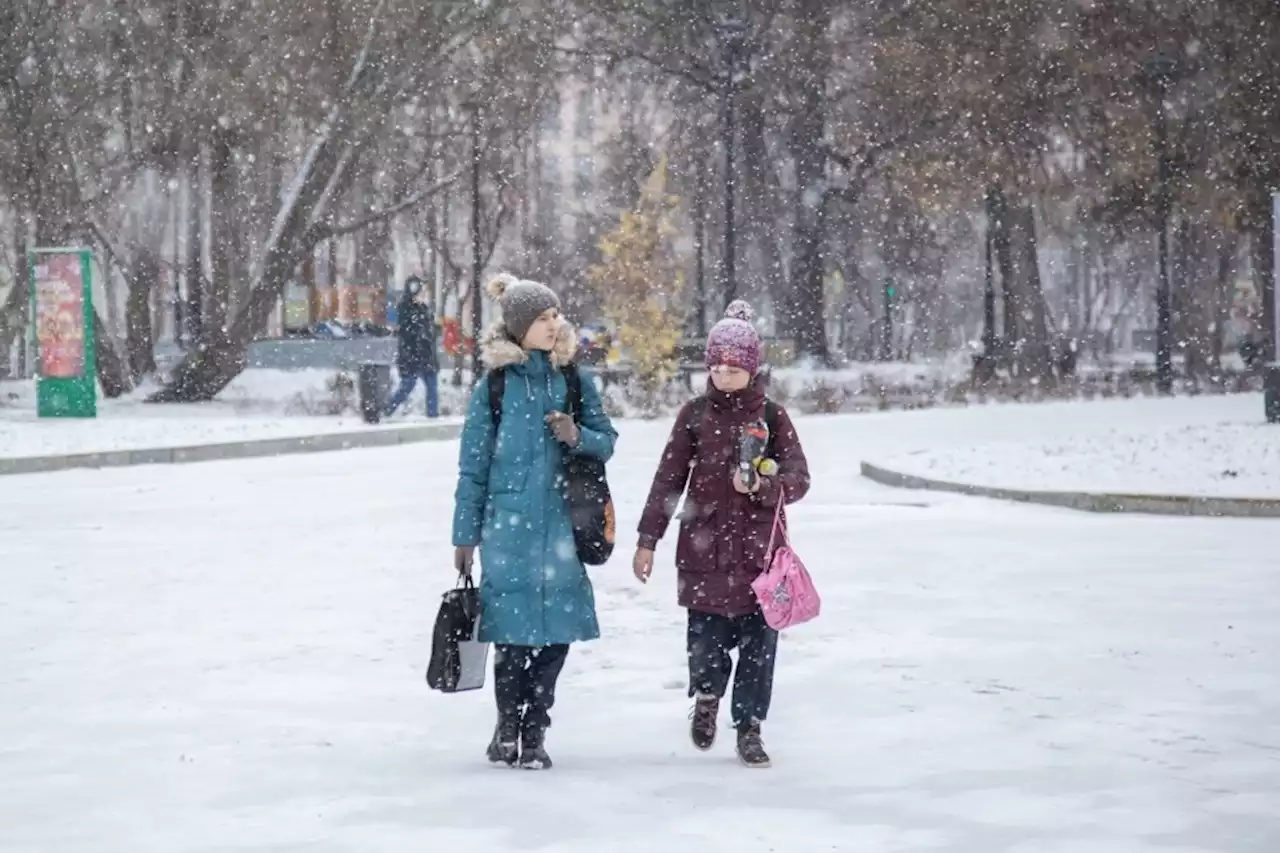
[{"x1": 764, "y1": 488, "x2": 789, "y2": 559}]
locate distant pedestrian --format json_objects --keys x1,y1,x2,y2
[{"x1": 385, "y1": 276, "x2": 439, "y2": 418}]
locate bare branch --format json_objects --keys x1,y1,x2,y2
[
  {"x1": 318, "y1": 169, "x2": 463, "y2": 242},
  {"x1": 554, "y1": 44, "x2": 720, "y2": 94},
  {"x1": 83, "y1": 217, "x2": 139, "y2": 290},
  {"x1": 827, "y1": 124, "x2": 930, "y2": 206}
]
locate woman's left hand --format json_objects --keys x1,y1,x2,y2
[{"x1": 546, "y1": 411, "x2": 580, "y2": 447}]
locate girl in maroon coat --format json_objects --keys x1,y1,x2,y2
[{"x1": 633, "y1": 301, "x2": 810, "y2": 768}]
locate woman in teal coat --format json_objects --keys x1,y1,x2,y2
[{"x1": 452, "y1": 273, "x2": 617, "y2": 771}]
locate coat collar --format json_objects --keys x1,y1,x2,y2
[
  {"x1": 705, "y1": 373, "x2": 767, "y2": 413},
  {"x1": 479, "y1": 320, "x2": 578, "y2": 372}
]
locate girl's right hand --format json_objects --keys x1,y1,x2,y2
[{"x1": 633, "y1": 548, "x2": 655, "y2": 584}]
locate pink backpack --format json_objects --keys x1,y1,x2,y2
[{"x1": 751, "y1": 496, "x2": 820, "y2": 630}]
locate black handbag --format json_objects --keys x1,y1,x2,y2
[
  {"x1": 558, "y1": 365, "x2": 615, "y2": 565},
  {"x1": 425, "y1": 575, "x2": 487, "y2": 692}
]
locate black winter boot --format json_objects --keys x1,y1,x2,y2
[
  {"x1": 519, "y1": 724, "x2": 552, "y2": 770},
  {"x1": 736, "y1": 720, "x2": 771, "y2": 768},
  {"x1": 486, "y1": 717, "x2": 519, "y2": 767}
]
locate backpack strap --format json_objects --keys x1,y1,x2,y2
[
  {"x1": 685, "y1": 396, "x2": 709, "y2": 452},
  {"x1": 487, "y1": 369, "x2": 506, "y2": 429},
  {"x1": 561, "y1": 365, "x2": 583, "y2": 423},
  {"x1": 489, "y1": 366, "x2": 584, "y2": 433}
]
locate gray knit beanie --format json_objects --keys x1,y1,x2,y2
[{"x1": 486, "y1": 273, "x2": 561, "y2": 344}]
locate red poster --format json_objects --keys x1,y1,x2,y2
[{"x1": 33, "y1": 255, "x2": 85, "y2": 379}]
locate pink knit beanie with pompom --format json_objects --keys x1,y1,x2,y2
[{"x1": 705, "y1": 300, "x2": 762, "y2": 374}]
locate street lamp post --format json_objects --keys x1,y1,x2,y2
[
  {"x1": 716, "y1": 16, "x2": 746, "y2": 309},
  {"x1": 465, "y1": 100, "x2": 483, "y2": 386},
  {"x1": 1146, "y1": 54, "x2": 1177, "y2": 395}
]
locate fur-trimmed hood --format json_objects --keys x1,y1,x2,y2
[{"x1": 479, "y1": 319, "x2": 578, "y2": 371}]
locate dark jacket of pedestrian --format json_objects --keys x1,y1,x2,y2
[{"x1": 396, "y1": 289, "x2": 438, "y2": 374}]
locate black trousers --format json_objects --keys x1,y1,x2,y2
[
  {"x1": 687, "y1": 609, "x2": 778, "y2": 730},
  {"x1": 493, "y1": 644, "x2": 570, "y2": 731}
]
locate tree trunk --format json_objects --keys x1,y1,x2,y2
[
  {"x1": 185, "y1": 143, "x2": 204, "y2": 347},
  {"x1": 0, "y1": 202, "x2": 31, "y2": 377},
  {"x1": 150, "y1": 117, "x2": 359, "y2": 402},
  {"x1": 690, "y1": 131, "x2": 709, "y2": 338},
  {"x1": 984, "y1": 189, "x2": 997, "y2": 346},
  {"x1": 787, "y1": 0, "x2": 832, "y2": 363},
  {"x1": 740, "y1": 87, "x2": 788, "y2": 331},
  {"x1": 1173, "y1": 218, "x2": 1192, "y2": 372},
  {"x1": 206, "y1": 127, "x2": 235, "y2": 344},
  {"x1": 1251, "y1": 190, "x2": 1276, "y2": 364},
  {"x1": 1007, "y1": 201, "x2": 1054, "y2": 382},
  {"x1": 89, "y1": 312, "x2": 131, "y2": 398},
  {"x1": 368, "y1": 220, "x2": 393, "y2": 324},
  {"x1": 126, "y1": 248, "x2": 159, "y2": 379},
  {"x1": 162, "y1": 180, "x2": 180, "y2": 345},
  {"x1": 989, "y1": 186, "x2": 1016, "y2": 353},
  {"x1": 1211, "y1": 233, "x2": 1234, "y2": 376}
]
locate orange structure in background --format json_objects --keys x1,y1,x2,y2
[{"x1": 305, "y1": 285, "x2": 384, "y2": 326}]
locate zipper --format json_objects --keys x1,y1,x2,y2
[{"x1": 539, "y1": 365, "x2": 551, "y2": 643}]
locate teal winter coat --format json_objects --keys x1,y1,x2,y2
[{"x1": 451, "y1": 323, "x2": 618, "y2": 647}]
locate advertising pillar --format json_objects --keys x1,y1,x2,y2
[{"x1": 30, "y1": 248, "x2": 97, "y2": 418}]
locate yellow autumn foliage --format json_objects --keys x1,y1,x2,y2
[{"x1": 586, "y1": 154, "x2": 685, "y2": 413}]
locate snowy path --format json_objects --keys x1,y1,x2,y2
[{"x1": 2, "y1": 399, "x2": 1278, "y2": 852}]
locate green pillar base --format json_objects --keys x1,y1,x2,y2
[{"x1": 37, "y1": 376, "x2": 97, "y2": 418}]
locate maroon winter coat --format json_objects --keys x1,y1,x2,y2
[{"x1": 637, "y1": 377, "x2": 811, "y2": 617}]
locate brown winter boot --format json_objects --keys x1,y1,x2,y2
[
  {"x1": 690, "y1": 694, "x2": 720, "y2": 751},
  {"x1": 736, "y1": 720, "x2": 771, "y2": 768}
]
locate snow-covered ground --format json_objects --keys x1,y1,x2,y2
[
  {"x1": 874, "y1": 393, "x2": 1278, "y2": 499},
  {"x1": 0, "y1": 402, "x2": 457, "y2": 460},
  {"x1": 3, "y1": 367, "x2": 472, "y2": 418},
  {"x1": 0, "y1": 375, "x2": 461, "y2": 459},
  {"x1": 214, "y1": 368, "x2": 475, "y2": 418},
  {"x1": 2, "y1": 401, "x2": 1278, "y2": 851}
]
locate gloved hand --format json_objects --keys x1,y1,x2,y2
[
  {"x1": 454, "y1": 545, "x2": 476, "y2": 577},
  {"x1": 545, "y1": 411, "x2": 580, "y2": 447}
]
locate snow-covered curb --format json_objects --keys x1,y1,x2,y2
[
  {"x1": 867, "y1": 414, "x2": 1279, "y2": 499},
  {"x1": 858, "y1": 396, "x2": 1280, "y2": 517},
  {"x1": 0, "y1": 421, "x2": 461, "y2": 477},
  {"x1": 860, "y1": 461, "x2": 1280, "y2": 518}
]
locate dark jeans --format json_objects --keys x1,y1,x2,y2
[
  {"x1": 385, "y1": 368, "x2": 439, "y2": 417},
  {"x1": 687, "y1": 609, "x2": 778, "y2": 730},
  {"x1": 493, "y1": 643, "x2": 570, "y2": 731}
]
